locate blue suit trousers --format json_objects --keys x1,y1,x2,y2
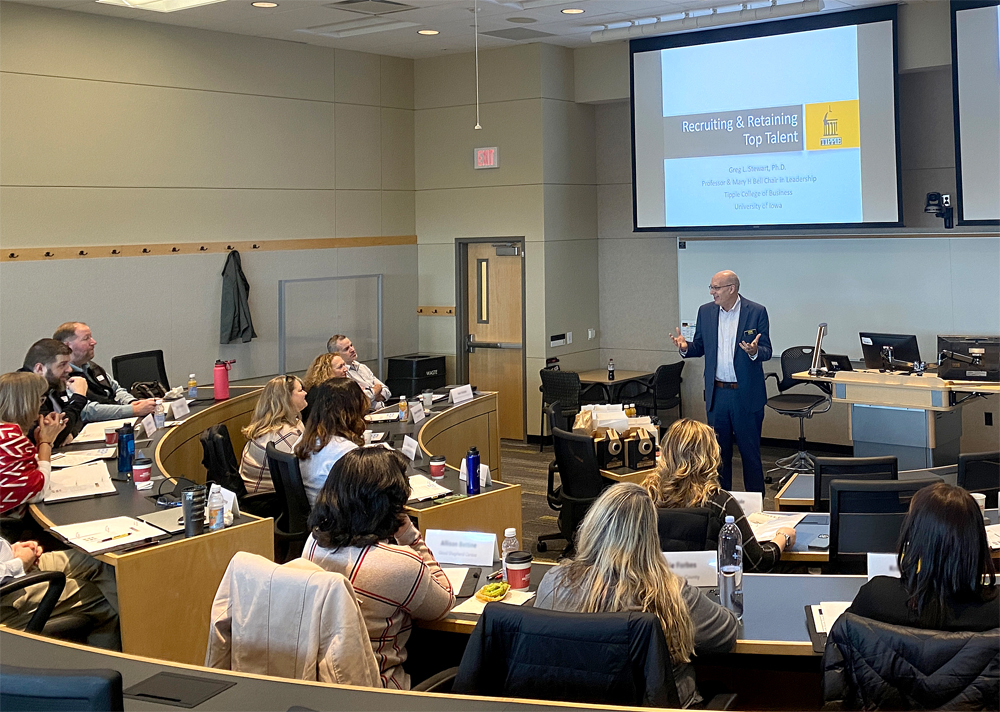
[{"x1": 708, "y1": 385, "x2": 765, "y2": 494}]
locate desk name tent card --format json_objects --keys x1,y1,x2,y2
[
  {"x1": 661, "y1": 551, "x2": 717, "y2": 587},
  {"x1": 458, "y1": 460, "x2": 492, "y2": 487},
  {"x1": 425, "y1": 529, "x2": 499, "y2": 566},
  {"x1": 449, "y1": 384, "x2": 474, "y2": 405},
  {"x1": 409, "y1": 400, "x2": 426, "y2": 424}
]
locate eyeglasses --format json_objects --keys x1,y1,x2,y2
[{"x1": 709, "y1": 283, "x2": 735, "y2": 292}]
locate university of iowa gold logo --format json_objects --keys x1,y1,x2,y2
[
  {"x1": 821, "y1": 106, "x2": 841, "y2": 146},
  {"x1": 805, "y1": 100, "x2": 860, "y2": 151}
]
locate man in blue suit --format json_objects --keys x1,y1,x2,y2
[{"x1": 671, "y1": 271, "x2": 772, "y2": 493}]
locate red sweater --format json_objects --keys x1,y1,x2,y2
[{"x1": 0, "y1": 423, "x2": 47, "y2": 514}]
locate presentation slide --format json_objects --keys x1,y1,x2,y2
[
  {"x1": 953, "y1": 1, "x2": 1000, "y2": 224},
  {"x1": 633, "y1": 8, "x2": 900, "y2": 230}
]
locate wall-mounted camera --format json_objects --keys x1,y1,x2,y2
[{"x1": 924, "y1": 192, "x2": 954, "y2": 229}]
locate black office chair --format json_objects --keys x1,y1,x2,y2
[
  {"x1": 265, "y1": 443, "x2": 311, "y2": 562},
  {"x1": 537, "y1": 402, "x2": 570, "y2": 554},
  {"x1": 550, "y1": 427, "x2": 612, "y2": 554},
  {"x1": 764, "y1": 347, "x2": 832, "y2": 486},
  {"x1": 0, "y1": 665, "x2": 124, "y2": 712},
  {"x1": 822, "y1": 613, "x2": 999, "y2": 710},
  {"x1": 623, "y1": 362, "x2": 684, "y2": 422},
  {"x1": 414, "y1": 605, "x2": 734, "y2": 709},
  {"x1": 0, "y1": 571, "x2": 99, "y2": 644},
  {"x1": 829, "y1": 478, "x2": 940, "y2": 572},
  {"x1": 656, "y1": 507, "x2": 719, "y2": 552},
  {"x1": 200, "y1": 424, "x2": 280, "y2": 518},
  {"x1": 813, "y1": 456, "x2": 898, "y2": 512},
  {"x1": 538, "y1": 370, "x2": 604, "y2": 452},
  {"x1": 111, "y1": 349, "x2": 169, "y2": 392},
  {"x1": 958, "y1": 451, "x2": 1000, "y2": 508}
]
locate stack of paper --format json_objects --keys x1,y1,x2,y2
[
  {"x1": 986, "y1": 524, "x2": 1000, "y2": 551},
  {"x1": 73, "y1": 418, "x2": 136, "y2": 444},
  {"x1": 50, "y1": 447, "x2": 116, "y2": 469},
  {"x1": 747, "y1": 511, "x2": 806, "y2": 542},
  {"x1": 50, "y1": 516, "x2": 165, "y2": 554},
  {"x1": 809, "y1": 601, "x2": 852, "y2": 634},
  {"x1": 44, "y1": 462, "x2": 117, "y2": 503},
  {"x1": 408, "y1": 474, "x2": 451, "y2": 502}
]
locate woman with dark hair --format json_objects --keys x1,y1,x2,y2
[
  {"x1": 847, "y1": 482, "x2": 998, "y2": 631},
  {"x1": 304, "y1": 447, "x2": 454, "y2": 690},
  {"x1": 294, "y1": 379, "x2": 368, "y2": 506}
]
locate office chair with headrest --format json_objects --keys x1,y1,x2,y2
[
  {"x1": 823, "y1": 613, "x2": 998, "y2": 710},
  {"x1": 265, "y1": 443, "x2": 311, "y2": 562},
  {"x1": 958, "y1": 451, "x2": 1000, "y2": 508},
  {"x1": 656, "y1": 507, "x2": 718, "y2": 552},
  {"x1": 0, "y1": 664, "x2": 124, "y2": 712},
  {"x1": 813, "y1": 456, "x2": 898, "y2": 512},
  {"x1": 764, "y1": 346, "x2": 832, "y2": 486},
  {"x1": 829, "y1": 478, "x2": 940, "y2": 572},
  {"x1": 551, "y1": 427, "x2": 612, "y2": 552},
  {"x1": 536, "y1": 402, "x2": 570, "y2": 554},
  {"x1": 111, "y1": 349, "x2": 169, "y2": 392}
]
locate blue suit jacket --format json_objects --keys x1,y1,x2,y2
[{"x1": 682, "y1": 297, "x2": 772, "y2": 413}]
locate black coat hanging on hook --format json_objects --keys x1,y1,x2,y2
[{"x1": 220, "y1": 249, "x2": 258, "y2": 344}]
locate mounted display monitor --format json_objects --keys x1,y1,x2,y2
[
  {"x1": 952, "y1": 0, "x2": 1000, "y2": 225},
  {"x1": 632, "y1": 6, "x2": 902, "y2": 231}
]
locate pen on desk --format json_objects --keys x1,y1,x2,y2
[
  {"x1": 99, "y1": 532, "x2": 131, "y2": 543},
  {"x1": 486, "y1": 569, "x2": 503, "y2": 581}
]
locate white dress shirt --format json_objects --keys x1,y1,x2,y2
[
  {"x1": 1, "y1": 538, "x2": 26, "y2": 581},
  {"x1": 346, "y1": 362, "x2": 391, "y2": 403},
  {"x1": 715, "y1": 297, "x2": 742, "y2": 382}
]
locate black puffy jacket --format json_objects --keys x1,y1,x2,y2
[{"x1": 822, "y1": 612, "x2": 999, "y2": 710}]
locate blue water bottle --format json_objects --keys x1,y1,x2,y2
[
  {"x1": 117, "y1": 422, "x2": 135, "y2": 476},
  {"x1": 465, "y1": 446, "x2": 480, "y2": 496}
]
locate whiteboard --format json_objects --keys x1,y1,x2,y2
[
  {"x1": 677, "y1": 237, "x2": 1000, "y2": 360},
  {"x1": 278, "y1": 275, "x2": 382, "y2": 376}
]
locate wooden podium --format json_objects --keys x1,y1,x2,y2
[{"x1": 795, "y1": 370, "x2": 999, "y2": 469}]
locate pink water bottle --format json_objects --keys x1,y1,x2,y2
[{"x1": 213, "y1": 359, "x2": 234, "y2": 400}]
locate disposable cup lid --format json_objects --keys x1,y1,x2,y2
[
  {"x1": 506, "y1": 551, "x2": 532, "y2": 565},
  {"x1": 430, "y1": 455, "x2": 447, "y2": 463},
  {"x1": 133, "y1": 458, "x2": 152, "y2": 467}
]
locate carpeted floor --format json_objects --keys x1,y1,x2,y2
[{"x1": 499, "y1": 439, "x2": 802, "y2": 563}]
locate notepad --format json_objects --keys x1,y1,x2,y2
[
  {"x1": 408, "y1": 474, "x2": 451, "y2": 502},
  {"x1": 50, "y1": 447, "x2": 116, "y2": 469},
  {"x1": 747, "y1": 511, "x2": 806, "y2": 542},
  {"x1": 44, "y1": 461, "x2": 117, "y2": 503},
  {"x1": 50, "y1": 516, "x2": 165, "y2": 554},
  {"x1": 74, "y1": 418, "x2": 137, "y2": 444},
  {"x1": 808, "y1": 601, "x2": 852, "y2": 635}
]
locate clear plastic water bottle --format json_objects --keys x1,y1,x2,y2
[
  {"x1": 608, "y1": 358, "x2": 616, "y2": 381},
  {"x1": 207, "y1": 484, "x2": 225, "y2": 532},
  {"x1": 153, "y1": 399, "x2": 166, "y2": 429},
  {"x1": 501, "y1": 527, "x2": 520, "y2": 582},
  {"x1": 398, "y1": 395, "x2": 408, "y2": 421},
  {"x1": 718, "y1": 515, "x2": 744, "y2": 620},
  {"x1": 187, "y1": 374, "x2": 198, "y2": 400}
]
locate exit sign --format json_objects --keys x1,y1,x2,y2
[{"x1": 474, "y1": 147, "x2": 499, "y2": 169}]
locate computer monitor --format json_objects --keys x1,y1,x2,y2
[
  {"x1": 859, "y1": 333, "x2": 921, "y2": 370},
  {"x1": 936, "y1": 335, "x2": 1000, "y2": 382}
]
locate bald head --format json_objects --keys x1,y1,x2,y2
[{"x1": 710, "y1": 271, "x2": 740, "y2": 310}]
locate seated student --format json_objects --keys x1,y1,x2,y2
[
  {"x1": 1, "y1": 536, "x2": 120, "y2": 649},
  {"x1": 0, "y1": 372, "x2": 67, "y2": 513},
  {"x1": 295, "y1": 380, "x2": 368, "y2": 506},
  {"x1": 327, "y1": 334, "x2": 390, "y2": 408},
  {"x1": 239, "y1": 376, "x2": 307, "y2": 495},
  {"x1": 643, "y1": 419, "x2": 795, "y2": 572},
  {"x1": 54, "y1": 322, "x2": 156, "y2": 422},
  {"x1": 535, "y1": 482, "x2": 737, "y2": 708},
  {"x1": 848, "y1": 482, "x2": 998, "y2": 631},
  {"x1": 303, "y1": 447, "x2": 454, "y2": 690},
  {"x1": 300, "y1": 353, "x2": 348, "y2": 423},
  {"x1": 18, "y1": 339, "x2": 87, "y2": 447}
]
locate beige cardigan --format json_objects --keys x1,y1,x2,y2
[{"x1": 206, "y1": 552, "x2": 381, "y2": 687}]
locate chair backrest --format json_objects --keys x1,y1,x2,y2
[
  {"x1": 958, "y1": 451, "x2": 1000, "y2": 508},
  {"x1": 823, "y1": 613, "x2": 999, "y2": 710},
  {"x1": 814, "y1": 456, "x2": 898, "y2": 511},
  {"x1": 551, "y1": 427, "x2": 608, "y2": 501},
  {"x1": 656, "y1": 507, "x2": 718, "y2": 552},
  {"x1": 0, "y1": 665, "x2": 124, "y2": 711},
  {"x1": 0, "y1": 571, "x2": 66, "y2": 634},
  {"x1": 110, "y1": 349, "x2": 169, "y2": 391},
  {"x1": 540, "y1": 370, "x2": 582, "y2": 410},
  {"x1": 266, "y1": 443, "x2": 311, "y2": 537},
  {"x1": 546, "y1": 401, "x2": 569, "y2": 433},
  {"x1": 453, "y1": 605, "x2": 681, "y2": 708},
  {"x1": 200, "y1": 424, "x2": 247, "y2": 499},
  {"x1": 829, "y1": 478, "x2": 940, "y2": 565},
  {"x1": 653, "y1": 362, "x2": 684, "y2": 401}
]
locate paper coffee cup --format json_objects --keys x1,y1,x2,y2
[
  {"x1": 506, "y1": 551, "x2": 532, "y2": 591},
  {"x1": 972, "y1": 492, "x2": 987, "y2": 521},
  {"x1": 132, "y1": 457, "x2": 152, "y2": 483},
  {"x1": 105, "y1": 428, "x2": 118, "y2": 445},
  {"x1": 430, "y1": 455, "x2": 447, "y2": 479},
  {"x1": 363, "y1": 430, "x2": 373, "y2": 445}
]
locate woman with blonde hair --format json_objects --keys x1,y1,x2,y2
[
  {"x1": 295, "y1": 379, "x2": 369, "y2": 505},
  {"x1": 535, "y1": 482, "x2": 737, "y2": 707},
  {"x1": 644, "y1": 418, "x2": 795, "y2": 572},
  {"x1": 238, "y1": 375, "x2": 307, "y2": 495},
  {"x1": 301, "y1": 353, "x2": 348, "y2": 422},
  {"x1": 0, "y1": 372, "x2": 67, "y2": 512}
]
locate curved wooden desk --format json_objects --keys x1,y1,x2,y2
[{"x1": 417, "y1": 393, "x2": 501, "y2": 479}]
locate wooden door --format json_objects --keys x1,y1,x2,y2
[{"x1": 465, "y1": 243, "x2": 524, "y2": 440}]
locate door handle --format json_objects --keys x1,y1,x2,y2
[{"x1": 466, "y1": 336, "x2": 522, "y2": 353}]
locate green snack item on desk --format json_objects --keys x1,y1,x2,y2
[{"x1": 434, "y1": 493, "x2": 468, "y2": 505}]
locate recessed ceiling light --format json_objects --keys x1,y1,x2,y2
[
  {"x1": 251, "y1": 1, "x2": 277, "y2": 6},
  {"x1": 417, "y1": 29, "x2": 439, "y2": 35},
  {"x1": 96, "y1": 0, "x2": 226, "y2": 11},
  {"x1": 561, "y1": 8, "x2": 585, "y2": 14},
  {"x1": 507, "y1": 16, "x2": 537, "y2": 24}
]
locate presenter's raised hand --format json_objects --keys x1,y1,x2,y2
[
  {"x1": 739, "y1": 333, "x2": 761, "y2": 357},
  {"x1": 670, "y1": 327, "x2": 688, "y2": 352}
]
